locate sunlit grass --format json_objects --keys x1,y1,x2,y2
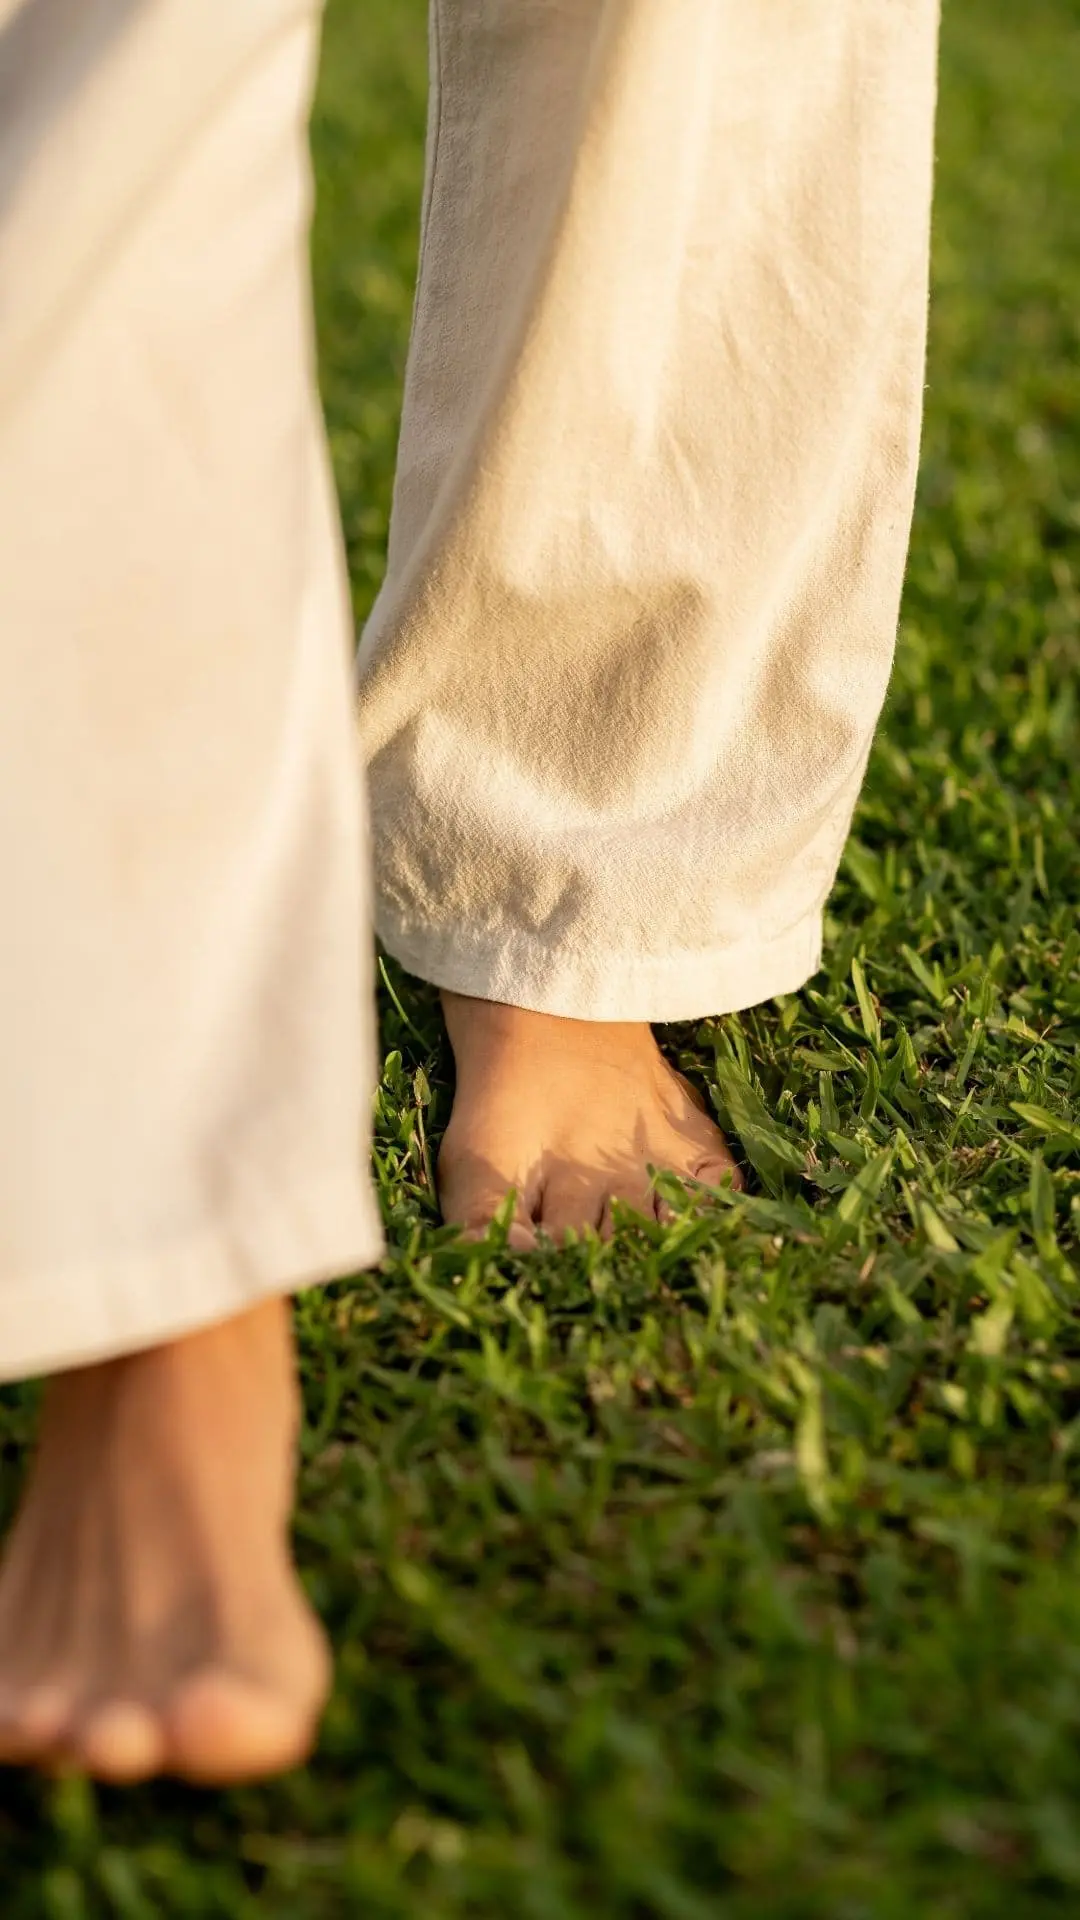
[{"x1": 3, "y1": 1, "x2": 1078, "y2": 1913}]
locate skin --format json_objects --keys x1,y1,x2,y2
[
  {"x1": 0, "y1": 998, "x2": 738, "y2": 1784},
  {"x1": 438, "y1": 993, "x2": 742, "y2": 1245},
  {"x1": 0, "y1": 1297, "x2": 328, "y2": 1785}
]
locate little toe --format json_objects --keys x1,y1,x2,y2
[
  {"x1": 164, "y1": 1667, "x2": 322, "y2": 1787},
  {"x1": 0, "y1": 1683, "x2": 71, "y2": 1765},
  {"x1": 693, "y1": 1150, "x2": 745, "y2": 1193},
  {"x1": 68, "y1": 1699, "x2": 166, "y2": 1784}
]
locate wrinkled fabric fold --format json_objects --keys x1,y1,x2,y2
[
  {"x1": 0, "y1": 0, "x2": 383, "y2": 1380},
  {"x1": 360, "y1": 0, "x2": 940, "y2": 1021},
  {"x1": 0, "y1": 0, "x2": 941, "y2": 1377}
]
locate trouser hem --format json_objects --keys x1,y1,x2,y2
[
  {"x1": 0, "y1": 1168, "x2": 385, "y2": 1383},
  {"x1": 377, "y1": 905, "x2": 824, "y2": 1024}
]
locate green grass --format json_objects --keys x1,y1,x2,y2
[{"x1": 2, "y1": 0, "x2": 1080, "y2": 1913}]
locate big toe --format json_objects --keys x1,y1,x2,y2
[{"x1": 164, "y1": 1662, "x2": 327, "y2": 1787}]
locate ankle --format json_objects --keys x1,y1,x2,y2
[
  {"x1": 440, "y1": 990, "x2": 654, "y2": 1064},
  {"x1": 41, "y1": 1298, "x2": 299, "y2": 1450}
]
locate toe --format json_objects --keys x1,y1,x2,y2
[
  {"x1": 693, "y1": 1150, "x2": 745, "y2": 1193},
  {"x1": 537, "y1": 1167, "x2": 608, "y2": 1243},
  {"x1": 164, "y1": 1668, "x2": 322, "y2": 1787},
  {"x1": 0, "y1": 1683, "x2": 71, "y2": 1765},
  {"x1": 438, "y1": 1145, "x2": 539, "y2": 1247},
  {"x1": 598, "y1": 1184, "x2": 657, "y2": 1240},
  {"x1": 69, "y1": 1699, "x2": 166, "y2": 1784},
  {"x1": 459, "y1": 1220, "x2": 538, "y2": 1252}
]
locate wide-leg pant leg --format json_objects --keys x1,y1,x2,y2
[
  {"x1": 359, "y1": 0, "x2": 940, "y2": 1022},
  {"x1": 0, "y1": 0, "x2": 383, "y2": 1381}
]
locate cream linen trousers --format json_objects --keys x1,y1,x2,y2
[{"x1": 0, "y1": 0, "x2": 939, "y2": 1381}]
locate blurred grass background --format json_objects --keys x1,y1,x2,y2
[{"x1": 2, "y1": 0, "x2": 1079, "y2": 1913}]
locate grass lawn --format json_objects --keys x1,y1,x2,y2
[{"x1": 2, "y1": 0, "x2": 1080, "y2": 1913}]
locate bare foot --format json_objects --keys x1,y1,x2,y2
[
  {"x1": 0, "y1": 1298, "x2": 329, "y2": 1785},
  {"x1": 438, "y1": 992, "x2": 742, "y2": 1247}
]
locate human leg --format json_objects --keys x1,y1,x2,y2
[
  {"x1": 360, "y1": 0, "x2": 940, "y2": 1235},
  {"x1": 0, "y1": 0, "x2": 381, "y2": 1778}
]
